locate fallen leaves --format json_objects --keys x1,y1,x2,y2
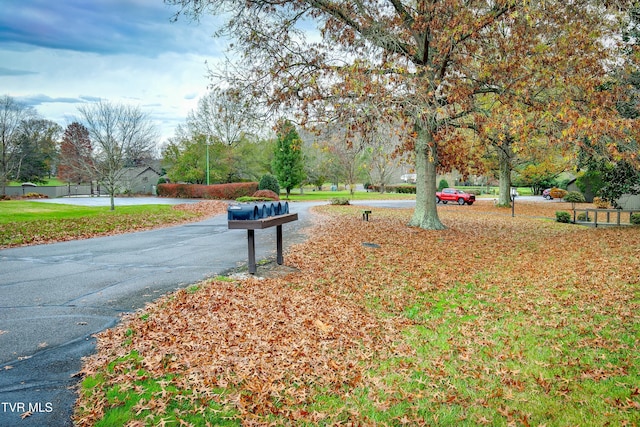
[{"x1": 75, "y1": 200, "x2": 640, "y2": 426}]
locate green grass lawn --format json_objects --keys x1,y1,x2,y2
[
  {"x1": 0, "y1": 201, "x2": 175, "y2": 223},
  {"x1": 281, "y1": 189, "x2": 417, "y2": 201},
  {"x1": 280, "y1": 186, "x2": 532, "y2": 201},
  {"x1": 6, "y1": 178, "x2": 67, "y2": 186},
  {"x1": 0, "y1": 201, "x2": 202, "y2": 247}
]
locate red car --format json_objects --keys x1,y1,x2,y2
[{"x1": 436, "y1": 188, "x2": 476, "y2": 205}]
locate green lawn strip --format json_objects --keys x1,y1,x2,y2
[
  {"x1": 0, "y1": 201, "x2": 108, "y2": 223},
  {"x1": 0, "y1": 202, "x2": 200, "y2": 246},
  {"x1": 281, "y1": 189, "x2": 416, "y2": 202},
  {"x1": 6, "y1": 179, "x2": 67, "y2": 186}
]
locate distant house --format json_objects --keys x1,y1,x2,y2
[
  {"x1": 400, "y1": 173, "x2": 417, "y2": 183},
  {"x1": 119, "y1": 166, "x2": 161, "y2": 194}
]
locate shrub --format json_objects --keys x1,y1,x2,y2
[
  {"x1": 556, "y1": 211, "x2": 571, "y2": 223},
  {"x1": 438, "y1": 179, "x2": 449, "y2": 191},
  {"x1": 23, "y1": 192, "x2": 47, "y2": 199},
  {"x1": 549, "y1": 187, "x2": 568, "y2": 199},
  {"x1": 157, "y1": 182, "x2": 258, "y2": 199},
  {"x1": 259, "y1": 174, "x2": 280, "y2": 195},
  {"x1": 251, "y1": 189, "x2": 280, "y2": 201},
  {"x1": 631, "y1": 213, "x2": 640, "y2": 225},
  {"x1": 563, "y1": 191, "x2": 586, "y2": 204},
  {"x1": 369, "y1": 184, "x2": 418, "y2": 193},
  {"x1": 330, "y1": 197, "x2": 350, "y2": 205},
  {"x1": 592, "y1": 197, "x2": 609, "y2": 209},
  {"x1": 577, "y1": 212, "x2": 591, "y2": 222}
]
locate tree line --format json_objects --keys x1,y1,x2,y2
[
  {"x1": 166, "y1": 0, "x2": 640, "y2": 229},
  {"x1": 159, "y1": 88, "x2": 413, "y2": 196},
  {"x1": 0, "y1": 96, "x2": 157, "y2": 210}
]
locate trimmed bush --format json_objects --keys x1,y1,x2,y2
[
  {"x1": 157, "y1": 182, "x2": 258, "y2": 199},
  {"x1": 371, "y1": 184, "x2": 417, "y2": 194},
  {"x1": 259, "y1": 174, "x2": 280, "y2": 195},
  {"x1": 330, "y1": 197, "x2": 350, "y2": 205},
  {"x1": 577, "y1": 212, "x2": 591, "y2": 222},
  {"x1": 593, "y1": 197, "x2": 609, "y2": 209},
  {"x1": 631, "y1": 213, "x2": 640, "y2": 225},
  {"x1": 549, "y1": 187, "x2": 568, "y2": 199},
  {"x1": 563, "y1": 191, "x2": 586, "y2": 204},
  {"x1": 23, "y1": 192, "x2": 48, "y2": 199},
  {"x1": 251, "y1": 189, "x2": 280, "y2": 201},
  {"x1": 438, "y1": 179, "x2": 449, "y2": 191},
  {"x1": 556, "y1": 211, "x2": 571, "y2": 223}
]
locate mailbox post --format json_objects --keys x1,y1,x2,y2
[{"x1": 227, "y1": 202, "x2": 298, "y2": 274}]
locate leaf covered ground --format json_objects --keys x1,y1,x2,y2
[{"x1": 75, "y1": 201, "x2": 639, "y2": 426}]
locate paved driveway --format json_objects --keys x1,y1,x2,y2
[{"x1": 0, "y1": 198, "x2": 319, "y2": 426}]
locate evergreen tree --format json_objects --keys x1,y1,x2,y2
[{"x1": 272, "y1": 119, "x2": 305, "y2": 198}]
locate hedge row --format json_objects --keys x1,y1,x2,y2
[
  {"x1": 157, "y1": 182, "x2": 259, "y2": 199},
  {"x1": 369, "y1": 185, "x2": 417, "y2": 194}
]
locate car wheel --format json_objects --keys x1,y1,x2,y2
[
  {"x1": 458, "y1": 198, "x2": 465, "y2": 205},
  {"x1": 436, "y1": 196, "x2": 440, "y2": 204},
  {"x1": 467, "y1": 201, "x2": 473, "y2": 205}
]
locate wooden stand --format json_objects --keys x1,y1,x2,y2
[{"x1": 228, "y1": 213, "x2": 298, "y2": 274}]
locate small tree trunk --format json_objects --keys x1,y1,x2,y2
[{"x1": 497, "y1": 140, "x2": 514, "y2": 207}]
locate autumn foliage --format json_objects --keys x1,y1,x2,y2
[{"x1": 75, "y1": 201, "x2": 640, "y2": 426}]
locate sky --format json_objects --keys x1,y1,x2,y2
[{"x1": 0, "y1": 0, "x2": 228, "y2": 143}]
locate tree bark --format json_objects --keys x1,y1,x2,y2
[
  {"x1": 408, "y1": 126, "x2": 446, "y2": 230},
  {"x1": 497, "y1": 140, "x2": 513, "y2": 207}
]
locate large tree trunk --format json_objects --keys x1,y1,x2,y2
[
  {"x1": 497, "y1": 140, "x2": 513, "y2": 207},
  {"x1": 408, "y1": 126, "x2": 446, "y2": 230}
]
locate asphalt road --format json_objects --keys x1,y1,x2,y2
[{"x1": 0, "y1": 198, "x2": 320, "y2": 427}]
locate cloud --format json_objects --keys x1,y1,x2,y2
[
  {"x1": 0, "y1": 0, "x2": 228, "y2": 141},
  {"x1": 0, "y1": 0, "x2": 224, "y2": 58},
  {"x1": 79, "y1": 95, "x2": 103, "y2": 103},
  {"x1": 0, "y1": 67, "x2": 38, "y2": 76},
  {"x1": 17, "y1": 94, "x2": 87, "y2": 106}
]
